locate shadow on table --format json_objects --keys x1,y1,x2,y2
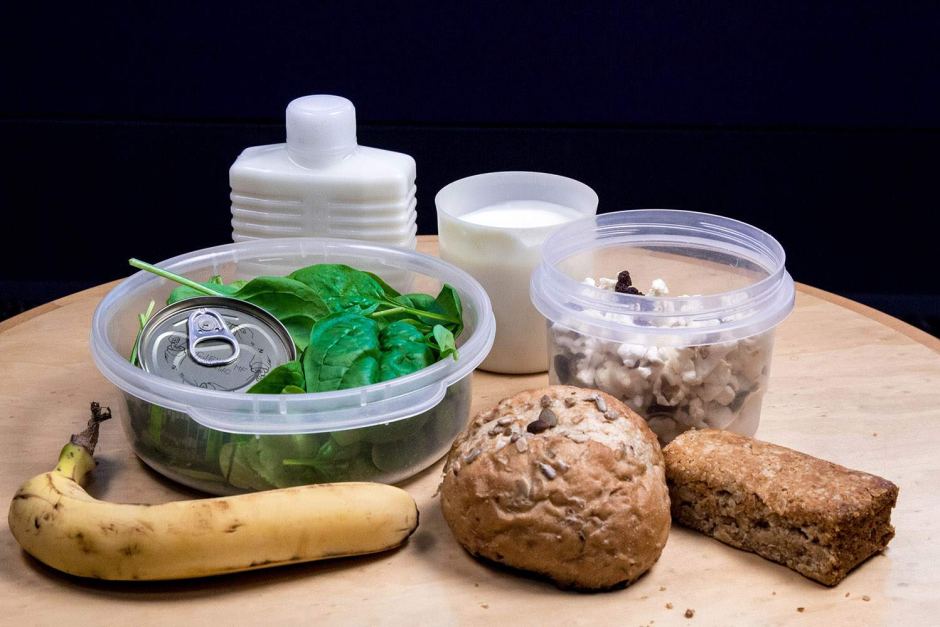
[{"x1": 13, "y1": 548, "x2": 403, "y2": 600}]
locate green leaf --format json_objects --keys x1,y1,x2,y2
[
  {"x1": 355, "y1": 414, "x2": 430, "y2": 444},
  {"x1": 129, "y1": 299, "x2": 156, "y2": 366},
  {"x1": 166, "y1": 275, "x2": 249, "y2": 304},
  {"x1": 231, "y1": 276, "x2": 331, "y2": 351},
  {"x1": 288, "y1": 264, "x2": 387, "y2": 314},
  {"x1": 434, "y1": 284, "x2": 464, "y2": 339},
  {"x1": 147, "y1": 404, "x2": 164, "y2": 445},
  {"x1": 303, "y1": 312, "x2": 381, "y2": 392},
  {"x1": 381, "y1": 317, "x2": 432, "y2": 334},
  {"x1": 246, "y1": 360, "x2": 304, "y2": 393},
  {"x1": 221, "y1": 434, "x2": 333, "y2": 489},
  {"x1": 395, "y1": 293, "x2": 439, "y2": 311},
  {"x1": 365, "y1": 271, "x2": 401, "y2": 298},
  {"x1": 219, "y1": 441, "x2": 276, "y2": 491},
  {"x1": 167, "y1": 279, "x2": 244, "y2": 304},
  {"x1": 330, "y1": 428, "x2": 363, "y2": 446},
  {"x1": 280, "y1": 385, "x2": 306, "y2": 394},
  {"x1": 204, "y1": 429, "x2": 226, "y2": 464},
  {"x1": 164, "y1": 272, "x2": 331, "y2": 353},
  {"x1": 431, "y1": 324, "x2": 459, "y2": 361},
  {"x1": 282, "y1": 437, "x2": 365, "y2": 482},
  {"x1": 379, "y1": 320, "x2": 434, "y2": 381},
  {"x1": 373, "y1": 292, "x2": 460, "y2": 328}
]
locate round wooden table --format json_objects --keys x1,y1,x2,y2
[{"x1": 2, "y1": 237, "x2": 938, "y2": 625}]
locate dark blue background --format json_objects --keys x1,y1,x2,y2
[{"x1": 2, "y1": 2, "x2": 938, "y2": 332}]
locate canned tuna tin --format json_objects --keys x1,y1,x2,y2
[{"x1": 137, "y1": 297, "x2": 296, "y2": 392}]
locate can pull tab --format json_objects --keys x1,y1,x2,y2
[{"x1": 187, "y1": 308, "x2": 241, "y2": 367}]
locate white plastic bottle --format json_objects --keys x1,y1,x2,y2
[{"x1": 230, "y1": 95, "x2": 417, "y2": 249}]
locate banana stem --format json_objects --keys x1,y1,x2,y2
[{"x1": 55, "y1": 403, "x2": 112, "y2": 484}]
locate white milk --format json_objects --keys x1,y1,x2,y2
[
  {"x1": 437, "y1": 174, "x2": 597, "y2": 374},
  {"x1": 459, "y1": 201, "x2": 582, "y2": 228}
]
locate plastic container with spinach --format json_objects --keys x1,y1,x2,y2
[{"x1": 126, "y1": 259, "x2": 468, "y2": 492}]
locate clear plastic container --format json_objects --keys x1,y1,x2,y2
[
  {"x1": 91, "y1": 238, "x2": 494, "y2": 495},
  {"x1": 530, "y1": 210, "x2": 794, "y2": 445}
]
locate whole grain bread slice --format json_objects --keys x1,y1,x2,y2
[{"x1": 663, "y1": 429, "x2": 898, "y2": 586}]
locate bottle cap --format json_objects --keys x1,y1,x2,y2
[{"x1": 286, "y1": 95, "x2": 357, "y2": 166}]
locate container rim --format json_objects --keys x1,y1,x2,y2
[
  {"x1": 91, "y1": 237, "x2": 495, "y2": 434},
  {"x1": 530, "y1": 209, "x2": 795, "y2": 345},
  {"x1": 435, "y1": 170, "x2": 599, "y2": 231}
]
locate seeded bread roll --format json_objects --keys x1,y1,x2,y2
[
  {"x1": 663, "y1": 429, "x2": 898, "y2": 586},
  {"x1": 440, "y1": 385, "x2": 670, "y2": 590}
]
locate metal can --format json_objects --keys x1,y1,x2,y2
[{"x1": 137, "y1": 297, "x2": 297, "y2": 392}]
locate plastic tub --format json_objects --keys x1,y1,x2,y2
[
  {"x1": 91, "y1": 238, "x2": 495, "y2": 495},
  {"x1": 530, "y1": 210, "x2": 794, "y2": 445}
]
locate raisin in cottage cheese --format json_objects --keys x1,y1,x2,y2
[{"x1": 548, "y1": 277, "x2": 773, "y2": 444}]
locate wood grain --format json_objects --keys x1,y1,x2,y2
[{"x1": 1, "y1": 236, "x2": 937, "y2": 626}]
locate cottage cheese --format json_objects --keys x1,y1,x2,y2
[{"x1": 549, "y1": 277, "x2": 773, "y2": 444}]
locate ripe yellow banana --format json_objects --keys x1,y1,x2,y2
[{"x1": 8, "y1": 403, "x2": 419, "y2": 580}]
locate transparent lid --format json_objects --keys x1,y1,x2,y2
[{"x1": 530, "y1": 209, "x2": 795, "y2": 346}]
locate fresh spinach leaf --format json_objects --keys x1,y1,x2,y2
[
  {"x1": 219, "y1": 441, "x2": 276, "y2": 491},
  {"x1": 222, "y1": 434, "x2": 329, "y2": 489},
  {"x1": 282, "y1": 437, "x2": 365, "y2": 482},
  {"x1": 434, "y1": 285, "x2": 464, "y2": 339},
  {"x1": 303, "y1": 312, "x2": 381, "y2": 392},
  {"x1": 280, "y1": 385, "x2": 306, "y2": 394},
  {"x1": 204, "y1": 429, "x2": 226, "y2": 464},
  {"x1": 129, "y1": 299, "x2": 156, "y2": 366},
  {"x1": 167, "y1": 276, "x2": 246, "y2": 304},
  {"x1": 365, "y1": 271, "x2": 401, "y2": 298},
  {"x1": 161, "y1": 269, "x2": 330, "y2": 352},
  {"x1": 288, "y1": 264, "x2": 387, "y2": 314},
  {"x1": 230, "y1": 276, "x2": 330, "y2": 351},
  {"x1": 395, "y1": 293, "x2": 440, "y2": 312},
  {"x1": 378, "y1": 287, "x2": 463, "y2": 350},
  {"x1": 379, "y1": 320, "x2": 435, "y2": 380},
  {"x1": 247, "y1": 360, "x2": 304, "y2": 393},
  {"x1": 257, "y1": 434, "x2": 323, "y2": 481},
  {"x1": 381, "y1": 317, "x2": 432, "y2": 334},
  {"x1": 374, "y1": 292, "x2": 459, "y2": 329},
  {"x1": 147, "y1": 404, "x2": 164, "y2": 446},
  {"x1": 431, "y1": 324, "x2": 459, "y2": 361}
]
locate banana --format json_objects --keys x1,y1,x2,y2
[{"x1": 8, "y1": 403, "x2": 419, "y2": 580}]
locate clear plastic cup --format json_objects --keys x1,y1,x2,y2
[
  {"x1": 436, "y1": 171, "x2": 598, "y2": 373},
  {"x1": 530, "y1": 209, "x2": 794, "y2": 444}
]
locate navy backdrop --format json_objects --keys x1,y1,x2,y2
[{"x1": 1, "y1": 2, "x2": 938, "y2": 332}]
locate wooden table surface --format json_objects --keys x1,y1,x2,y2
[{"x1": 1, "y1": 236, "x2": 938, "y2": 626}]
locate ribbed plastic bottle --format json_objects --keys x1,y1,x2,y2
[{"x1": 230, "y1": 95, "x2": 417, "y2": 249}]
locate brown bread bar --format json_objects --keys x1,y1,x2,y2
[{"x1": 663, "y1": 429, "x2": 898, "y2": 586}]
